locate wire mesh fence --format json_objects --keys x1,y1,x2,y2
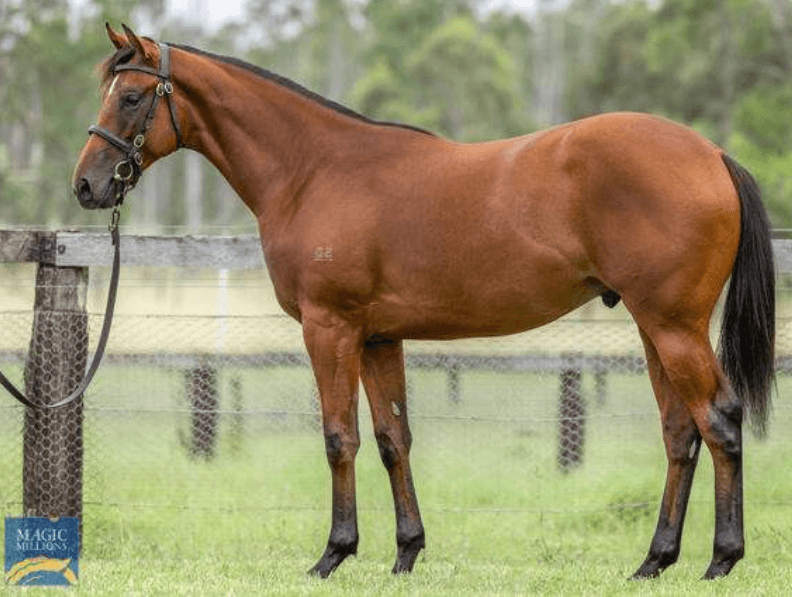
[{"x1": 0, "y1": 263, "x2": 790, "y2": 545}]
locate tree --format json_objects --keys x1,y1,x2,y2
[
  {"x1": 0, "y1": 0, "x2": 168, "y2": 225},
  {"x1": 351, "y1": 6, "x2": 532, "y2": 140},
  {"x1": 3, "y1": 0, "x2": 790, "y2": 227},
  {"x1": 407, "y1": 15, "x2": 528, "y2": 139},
  {"x1": 573, "y1": 0, "x2": 792, "y2": 225},
  {"x1": 1, "y1": 1, "x2": 104, "y2": 224},
  {"x1": 486, "y1": 10, "x2": 535, "y2": 120}
]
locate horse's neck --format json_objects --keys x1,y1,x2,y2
[{"x1": 173, "y1": 52, "x2": 337, "y2": 226}]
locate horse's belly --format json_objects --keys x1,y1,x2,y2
[{"x1": 365, "y1": 277, "x2": 602, "y2": 341}]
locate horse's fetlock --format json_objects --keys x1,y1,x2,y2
[
  {"x1": 647, "y1": 528, "x2": 681, "y2": 565},
  {"x1": 328, "y1": 530, "x2": 359, "y2": 556},
  {"x1": 714, "y1": 530, "x2": 744, "y2": 563},
  {"x1": 652, "y1": 545, "x2": 680, "y2": 568},
  {"x1": 397, "y1": 526, "x2": 425, "y2": 551}
]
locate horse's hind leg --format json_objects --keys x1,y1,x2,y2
[
  {"x1": 360, "y1": 338, "x2": 425, "y2": 573},
  {"x1": 633, "y1": 330, "x2": 702, "y2": 579},
  {"x1": 638, "y1": 324, "x2": 744, "y2": 579}
]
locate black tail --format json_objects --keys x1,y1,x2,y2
[{"x1": 718, "y1": 153, "x2": 775, "y2": 436}]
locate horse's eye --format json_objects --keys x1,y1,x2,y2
[{"x1": 121, "y1": 93, "x2": 142, "y2": 109}]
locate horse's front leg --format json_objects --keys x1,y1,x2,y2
[
  {"x1": 360, "y1": 337, "x2": 425, "y2": 573},
  {"x1": 303, "y1": 314, "x2": 364, "y2": 578}
]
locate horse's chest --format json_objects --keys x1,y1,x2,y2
[
  {"x1": 263, "y1": 240, "x2": 368, "y2": 322},
  {"x1": 262, "y1": 244, "x2": 303, "y2": 320}
]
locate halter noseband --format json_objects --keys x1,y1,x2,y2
[{"x1": 88, "y1": 43, "x2": 183, "y2": 203}]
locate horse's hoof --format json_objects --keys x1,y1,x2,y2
[
  {"x1": 629, "y1": 555, "x2": 670, "y2": 580},
  {"x1": 308, "y1": 543, "x2": 357, "y2": 578},
  {"x1": 629, "y1": 568, "x2": 661, "y2": 581},
  {"x1": 391, "y1": 534, "x2": 425, "y2": 574},
  {"x1": 702, "y1": 559, "x2": 738, "y2": 580},
  {"x1": 307, "y1": 560, "x2": 334, "y2": 579}
]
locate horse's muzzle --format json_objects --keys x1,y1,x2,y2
[{"x1": 73, "y1": 175, "x2": 117, "y2": 210}]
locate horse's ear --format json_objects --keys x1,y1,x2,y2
[
  {"x1": 121, "y1": 24, "x2": 154, "y2": 63},
  {"x1": 106, "y1": 23, "x2": 125, "y2": 50}
]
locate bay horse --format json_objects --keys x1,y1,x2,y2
[{"x1": 72, "y1": 25, "x2": 775, "y2": 580}]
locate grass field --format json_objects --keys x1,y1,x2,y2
[{"x1": 1, "y1": 361, "x2": 790, "y2": 595}]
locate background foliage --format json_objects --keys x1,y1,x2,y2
[{"x1": 2, "y1": 0, "x2": 792, "y2": 228}]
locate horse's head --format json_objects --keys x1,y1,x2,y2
[{"x1": 72, "y1": 24, "x2": 182, "y2": 209}]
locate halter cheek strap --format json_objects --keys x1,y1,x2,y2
[{"x1": 88, "y1": 43, "x2": 183, "y2": 202}]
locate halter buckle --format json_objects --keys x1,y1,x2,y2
[
  {"x1": 156, "y1": 81, "x2": 174, "y2": 96},
  {"x1": 114, "y1": 160, "x2": 135, "y2": 182},
  {"x1": 133, "y1": 134, "x2": 145, "y2": 148},
  {"x1": 109, "y1": 207, "x2": 121, "y2": 233}
]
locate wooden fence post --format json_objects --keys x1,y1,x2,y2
[
  {"x1": 558, "y1": 353, "x2": 585, "y2": 472},
  {"x1": 594, "y1": 357, "x2": 608, "y2": 406},
  {"x1": 447, "y1": 360, "x2": 461, "y2": 405},
  {"x1": 23, "y1": 263, "x2": 87, "y2": 527},
  {"x1": 227, "y1": 375, "x2": 244, "y2": 454},
  {"x1": 186, "y1": 364, "x2": 219, "y2": 459}
]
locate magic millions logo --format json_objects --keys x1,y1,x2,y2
[{"x1": 4, "y1": 517, "x2": 79, "y2": 586}]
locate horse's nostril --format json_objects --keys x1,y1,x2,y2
[{"x1": 76, "y1": 178, "x2": 92, "y2": 204}]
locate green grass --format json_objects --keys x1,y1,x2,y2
[{"x1": 1, "y1": 366, "x2": 790, "y2": 595}]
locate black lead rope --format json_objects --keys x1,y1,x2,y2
[{"x1": 0, "y1": 210, "x2": 122, "y2": 409}]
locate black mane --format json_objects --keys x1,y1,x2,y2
[{"x1": 167, "y1": 43, "x2": 435, "y2": 137}]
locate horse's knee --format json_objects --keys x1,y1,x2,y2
[
  {"x1": 324, "y1": 432, "x2": 359, "y2": 467},
  {"x1": 376, "y1": 431, "x2": 402, "y2": 472}
]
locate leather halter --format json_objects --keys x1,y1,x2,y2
[{"x1": 88, "y1": 43, "x2": 182, "y2": 203}]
